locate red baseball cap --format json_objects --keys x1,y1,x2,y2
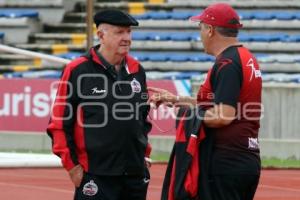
[{"x1": 190, "y1": 3, "x2": 243, "y2": 29}]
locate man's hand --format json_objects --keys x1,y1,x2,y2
[
  {"x1": 68, "y1": 164, "x2": 84, "y2": 188},
  {"x1": 147, "y1": 87, "x2": 177, "y2": 108},
  {"x1": 145, "y1": 157, "x2": 152, "y2": 168}
]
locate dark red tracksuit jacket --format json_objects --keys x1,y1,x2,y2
[
  {"x1": 161, "y1": 107, "x2": 213, "y2": 200},
  {"x1": 47, "y1": 45, "x2": 152, "y2": 176}
]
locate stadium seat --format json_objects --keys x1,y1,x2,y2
[
  {"x1": 274, "y1": 12, "x2": 296, "y2": 20},
  {"x1": 295, "y1": 12, "x2": 300, "y2": 20},
  {"x1": 57, "y1": 52, "x2": 81, "y2": 60},
  {"x1": 165, "y1": 73, "x2": 190, "y2": 80},
  {"x1": 275, "y1": 55, "x2": 298, "y2": 63},
  {"x1": 173, "y1": 72, "x2": 200, "y2": 80},
  {"x1": 238, "y1": 34, "x2": 252, "y2": 42},
  {"x1": 131, "y1": 52, "x2": 149, "y2": 61},
  {"x1": 252, "y1": 12, "x2": 275, "y2": 20},
  {"x1": 284, "y1": 35, "x2": 300, "y2": 42},
  {"x1": 190, "y1": 53, "x2": 215, "y2": 62},
  {"x1": 190, "y1": 32, "x2": 200, "y2": 41},
  {"x1": 132, "y1": 32, "x2": 149, "y2": 41},
  {"x1": 170, "y1": 32, "x2": 192, "y2": 41},
  {"x1": 134, "y1": 31, "x2": 296, "y2": 43},
  {"x1": 132, "y1": 13, "x2": 149, "y2": 20},
  {"x1": 146, "y1": 71, "x2": 201, "y2": 80},
  {"x1": 168, "y1": 54, "x2": 190, "y2": 62},
  {"x1": 169, "y1": 12, "x2": 193, "y2": 20},
  {"x1": 238, "y1": 11, "x2": 254, "y2": 20},
  {"x1": 295, "y1": 56, "x2": 300, "y2": 63},
  {"x1": 148, "y1": 53, "x2": 169, "y2": 61},
  {"x1": 250, "y1": 34, "x2": 286, "y2": 42},
  {"x1": 269, "y1": 73, "x2": 296, "y2": 82},
  {"x1": 0, "y1": 32, "x2": 4, "y2": 43},
  {"x1": 250, "y1": 34, "x2": 271, "y2": 42},
  {"x1": 132, "y1": 31, "x2": 298, "y2": 43},
  {"x1": 136, "y1": 10, "x2": 300, "y2": 21},
  {"x1": 136, "y1": 11, "x2": 201, "y2": 20},
  {"x1": 3, "y1": 71, "x2": 23, "y2": 78},
  {"x1": 148, "y1": 32, "x2": 171, "y2": 41},
  {"x1": 147, "y1": 11, "x2": 171, "y2": 20},
  {"x1": 146, "y1": 71, "x2": 178, "y2": 79},
  {"x1": 290, "y1": 74, "x2": 300, "y2": 83},
  {"x1": 0, "y1": 9, "x2": 39, "y2": 18},
  {"x1": 21, "y1": 70, "x2": 61, "y2": 78},
  {"x1": 271, "y1": 33, "x2": 289, "y2": 41},
  {"x1": 156, "y1": 72, "x2": 181, "y2": 80},
  {"x1": 255, "y1": 54, "x2": 276, "y2": 63}
]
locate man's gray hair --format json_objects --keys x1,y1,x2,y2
[{"x1": 215, "y1": 27, "x2": 239, "y2": 37}]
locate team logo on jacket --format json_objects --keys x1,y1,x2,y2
[
  {"x1": 131, "y1": 78, "x2": 141, "y2": 93},
  {"x1": 82, "y1": 180, "x2": 98, "y2": 196},
  {"x1": 247, "y1": 58, "x2": 261, "y2": 81}
]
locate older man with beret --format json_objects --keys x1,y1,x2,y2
[{"x1": 47, "y1": 9, "x2": 152, "y2": 200}]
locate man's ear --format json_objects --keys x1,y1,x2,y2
[
  {"x1": 97, "y1": 30, "x2": 104, "y2": 41},
  {"x1": 208, "y1": 25, "x2": 214, "y2": 38}
]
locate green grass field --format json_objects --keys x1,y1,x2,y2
[
  {"x1": 1, "y1": 150, "x2": 300, "y2": 169},
  {"x1": 151, "y1": 152, "x2": 300, "y2": 168}
]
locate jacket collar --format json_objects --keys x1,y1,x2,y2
[{"x1": 89, "y1": 45, "x2": 140, "y2": 74}]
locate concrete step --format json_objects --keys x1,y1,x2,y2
[
  {"x1": 43, "y1": 20, "x2": 300, "y2": 34},
  {"x1": 138, "y1": 20, "x2": 300, "y2": 33},
  {"x1": 44, "y1": 23, "x2": 87, "y2": 33},
  {"x1": 64, "y1": 12, "x2": 86, "y2": 23},
  {"x1": 75, "y1": 1, "x2": 300, "y2": 13},
  {"x1": 15, "y1": 43, "x2": 85, "y2": 54},
  {"x1": 0, "y1": 65, "x2": 42, "y2": 73},
  {"x1": 0, "y1": 0, "x2": 63, "y2": 7},
  {"x1": 16, "y1": 39, "x2": 300, "y2": 54},
  {"x1": 0, "y1": 54, "x2": 35, "y2": 65},
  {"x1": 30, "y1": 33, "x2": 93, "y2": 45},
  {"x1": 1, "y1": 52, "x2": 300, "y2": 73},
  {"x1": 0, "y1": 18, "x2": 41, "y2": 44},
  {"x1": 0, "y1": 53, "x2": 66, "y2": 69}
]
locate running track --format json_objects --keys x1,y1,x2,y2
[{"x1": 0, "y1": 164, "x2": 299, "y2": 200}]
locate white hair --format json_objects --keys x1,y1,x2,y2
[{"x1": 98, "y1": 24, "x2": 109, "y2": 34}]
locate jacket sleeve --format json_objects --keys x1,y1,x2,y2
[
  {"x1": 47, "y1": 63, "x2": 79, "y2": 171},
  {"x1": 139, "y1": 65, "x2": 152, "y2": 158}
]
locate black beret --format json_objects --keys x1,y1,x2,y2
[{"x1": 94, "y1": 9, "x2": 139, "y2": 27}]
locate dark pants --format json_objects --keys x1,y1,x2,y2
[
  {"x1": 74, "y1": 169, "x2": 150, "y2": 200},
  {"x1": 210, "y1": 174, "x2": 260, "y2": 200}
]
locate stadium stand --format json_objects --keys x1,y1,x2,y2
[
  {"x1": 0, "y1": 0, "x2": 300, "y2": 160},
  {"x1": 0, "y1": 0, "x2": 68, "y2": 24},
  {"x1": 0, "y1": 32, "x2": 4, "y2": 44},
  {"x1": 0, "y1": 0, "x2": 299, "y2": 76},
  {"x1": 0, "y1": 9, "x2": 41, "y2": 44}
]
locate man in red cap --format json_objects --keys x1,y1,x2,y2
[{"x1": 149, "y1": 3, "x2": 262, "y2": 200}]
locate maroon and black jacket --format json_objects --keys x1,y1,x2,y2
[
  {"x1": 161, "y1": 107, "x2": 213, "y2": 200},
  {"x1": 47, "y1": 45, "x2": 152, "y2": 176}
]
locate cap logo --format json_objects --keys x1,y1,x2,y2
[{"x1": 206, "y1": 14, "x2": 215, "y2": 20}]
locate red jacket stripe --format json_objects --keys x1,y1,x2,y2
[{"x1": 47, "y1": 57, "x2": 87, "y2": 171}]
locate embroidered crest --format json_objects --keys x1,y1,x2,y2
[
  {"x1": 131, "y1": 78, "x2": 141, "y2": 93},
  {"x1": 82, "y1": 180, "x2": 98, "y2": 196}
]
